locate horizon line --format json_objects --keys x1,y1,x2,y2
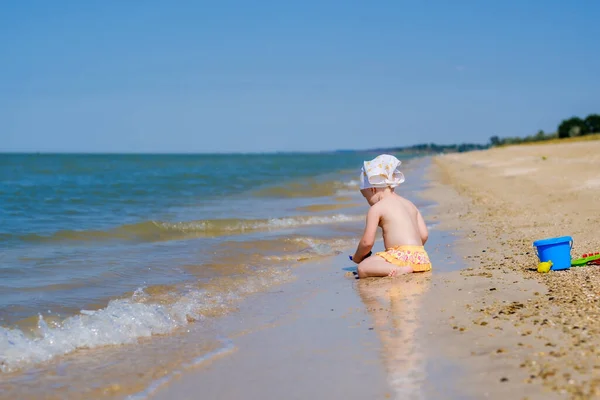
[{"x1": 0, "y1": 142, "x2": 489, "y2": 156}]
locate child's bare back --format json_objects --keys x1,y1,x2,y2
[
  {"x1": 374, "y1": 193, "x2": 427, "y2": 249},
  {"x1": 351, "y1": 154, "x2": 432, "y2": 279}
]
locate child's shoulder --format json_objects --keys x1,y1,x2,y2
[
  {"x1": 391, "y1": 192, "x2": 412, "y2": 203},
  {"x1": 391, "y1": 193, "x2": 418, "y2": 210}
]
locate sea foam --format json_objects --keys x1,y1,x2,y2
[{"x1": 0, "y1": 270, "x2": 290, "y2": 373}]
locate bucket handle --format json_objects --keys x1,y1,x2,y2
[{"x1": 568, "y1": 239, "x2": 574, "y2": 261}]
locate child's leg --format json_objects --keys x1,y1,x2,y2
[{"x1": 357, "y1": 255, "x2": 413, "y2": 279}]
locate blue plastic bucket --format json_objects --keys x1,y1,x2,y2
[{"x1": 533, "y1": 236, "x2": 573, "y2": 271}]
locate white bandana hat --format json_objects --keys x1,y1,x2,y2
[{"x1": 359, "y1": 154, "x2": 405, "y2": 189}]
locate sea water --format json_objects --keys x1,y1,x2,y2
[{"x1": 0, "y1": 152, "x2": 420, "y2": 397}]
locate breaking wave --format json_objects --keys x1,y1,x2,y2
[{"x1": 0, "y1": 269, "x2": 291, "y2": 373}]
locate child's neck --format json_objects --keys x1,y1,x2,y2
[{"x1": 374, "y1": 187, "x2": 394, "y2": 202}]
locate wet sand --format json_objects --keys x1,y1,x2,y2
[
  {"x1": 151, "y1": 225, "x2": 456, "y2": 400},
  {"x1": 152, "y1": 253, "x2": 394, "y2": 400},
  {"x1": 421, "y1": 140, "x2": 600, "y2": 399}
]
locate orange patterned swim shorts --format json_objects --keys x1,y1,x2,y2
[{"x1": 376, "y1": 245, "x2": 432, "y2": 272}]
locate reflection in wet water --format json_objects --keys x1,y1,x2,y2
[{"x1": 357, "y1": 274, "x2": 431, "y2": 400}]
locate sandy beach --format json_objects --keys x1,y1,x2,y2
[{"x1": 420, "y1": 140, "x2": 600, "y2": 399}]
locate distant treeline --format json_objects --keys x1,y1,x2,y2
[
  {"x1": 490, "y1": 113, "x2": 600, "y2": 146},
  {"x1": 370, "y1": 142, "x2": 488, "y2": 154}
]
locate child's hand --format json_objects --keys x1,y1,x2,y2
[{"x1": 349, "y1": 251, "x2": 372, "y2": 263}]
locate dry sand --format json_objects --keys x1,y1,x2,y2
[{"x1": 420, "y1": 140, "x2": 600, "y2": 399}]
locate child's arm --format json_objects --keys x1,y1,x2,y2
[
  {"x1": 416, "y1": 209, "x2": 429, "y2": 245},
  {"x1": 352, "y1": 207, "x2": 379, "y2": 263}
]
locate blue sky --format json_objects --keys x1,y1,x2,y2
[{"x1": 1, "y1": 0, "x2": 599, "y2": 153}]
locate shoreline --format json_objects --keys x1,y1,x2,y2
[{"x1": 150, "y1": 157, "x2": 469, "y2": 400}]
